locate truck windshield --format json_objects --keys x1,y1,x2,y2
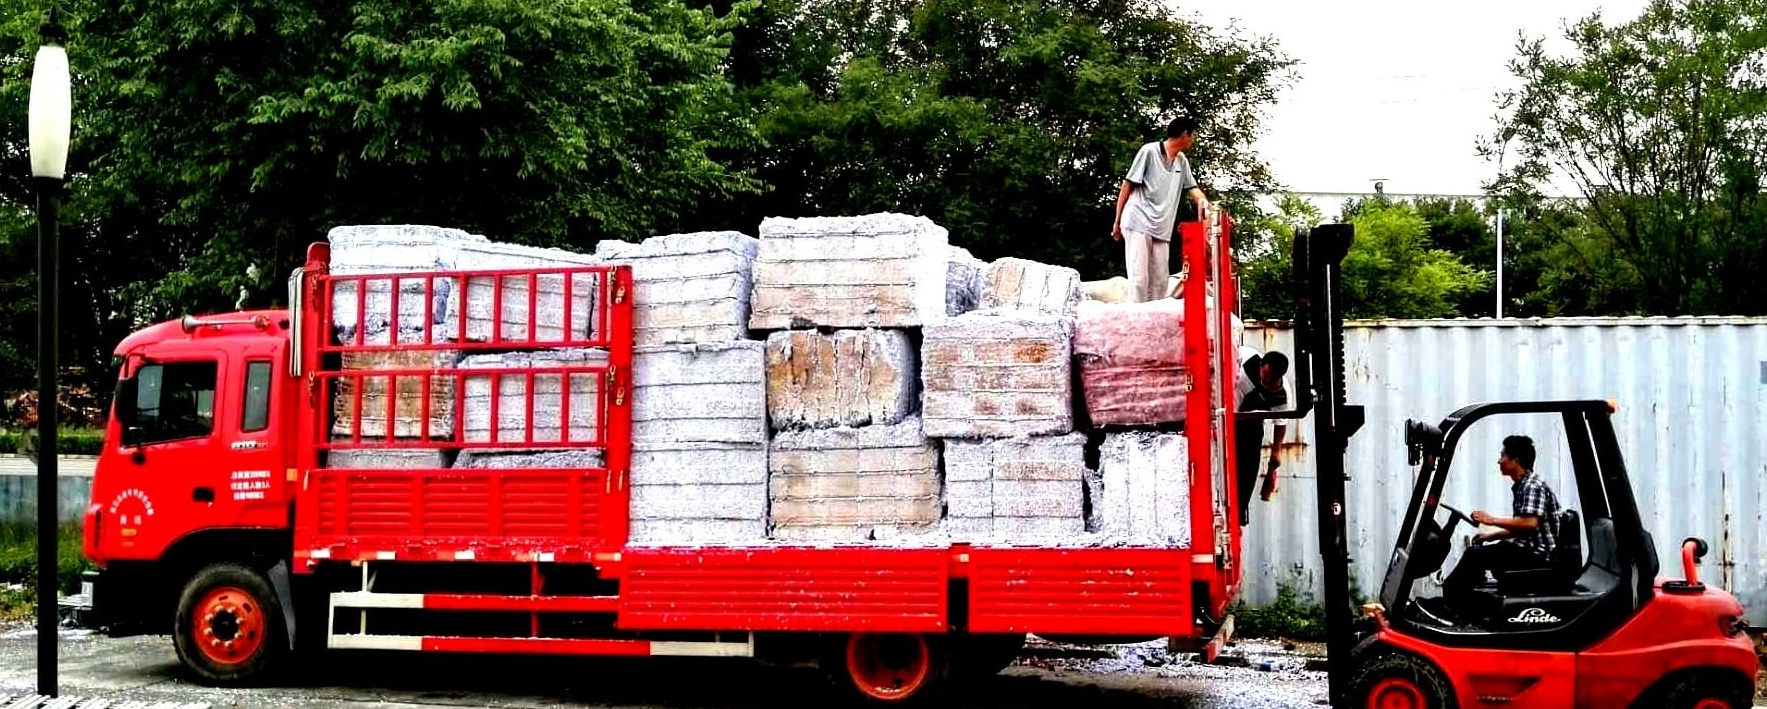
[{"x1": 123, "y1": 361, "x2": 219, "y2": 445}]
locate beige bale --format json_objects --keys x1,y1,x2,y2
[
  {"x1": 765, "y1": 329, "x2": 918, "y2": 430},
  {"x1": 330, "y1": 350, "x2": 460, "y2": 440}
]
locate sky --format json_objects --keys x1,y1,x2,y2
[{"x1": 1182, "y1": 0, "x2": 1653, "y2": 201}]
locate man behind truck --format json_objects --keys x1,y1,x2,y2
[
  {"x1": 1111, "y1": 116, "x2": 1212, "y2": 303},
  {"x1": 1234, "y1": 347, "x2": 1291, "y2": 526}
]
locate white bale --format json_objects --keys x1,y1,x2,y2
[
  {"x1": 941, "y1": 434, "x2": 1086, "y2": 543},
  {"x1": 326, "y1": 224, "x2": 486, "y2": 345},
  {"x1": 459, "y1": 349, "x2": 609, "y2": 447},
  {"x1": 765, "y1": 329, "x2": 918, "y2": 431},
  {"x1": 749, "y1": 213, "x2": 952, "y2": 329},
  {"x1": 596, "y1": 231, "x2": 759, "y2": 346},
  {"x1": 982, "y1": 257, "x2": 1083, "y2": 316},
  {"x1": 1098, "y1": 431, "x2": 1191, "y2": 546},
  {"x1": 946, "y1": 245, "x2": 985, "y2": 317},
  {"x1": 633, "y1": 341, "x2": 767, "y2": 446},
  {"x1": 326, "y1": 448, "x2": 453, "y2": 469},
  {"x1": 768, "y1": 417, "x2": 941, "y2": 541},
  {"x1": 629, "y1": 442, "x2": 770, "y2": 544},
  {"x1": 444, "y1": 240, "x2": 603, "y2": 344},
  {"x1": 920, "y1": 309, "x2": 1073, "y2": 438},
  {"x1": 453, "y1": 449, "x2": 606, "y2": 469}
]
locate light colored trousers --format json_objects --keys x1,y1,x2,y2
[{"x1": 1123, "y1": 230, "x2": 1171, "y2": 302}]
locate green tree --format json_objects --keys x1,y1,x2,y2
[
  {"x1": 0, "y1": 0, "x2": 759, "y2": 394},
  {"x1": 1337, "y1": 199, "x2": 1492, "y2": 319},
  {"x1": 699, "y1": 0, "x2": 1296, "y2": 279},
  {"x1": 1236, "y1": 193, "x2": 1319, "y2": 320},
  {"x1": 1483, "y1": 0, "x2": 1767, "y2": 315}
]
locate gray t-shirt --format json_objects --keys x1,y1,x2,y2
[{"x1": 1120, "y1": 141, "x2": 1197, "y2": 242}]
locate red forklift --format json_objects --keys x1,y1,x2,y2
[{"x1": 1283, "y1": 224, "x2": 1759, "y2": 708}]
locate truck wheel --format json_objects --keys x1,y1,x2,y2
[
  {"x1": 1349, "y1": 652, "x2": 1453, "y2": 709},
  {"x1": 825, "y1": 632, "x2": 947, "y2": 705},
  {"x1": 173, "y1": 563, "x2": 286, "y2": 686}
]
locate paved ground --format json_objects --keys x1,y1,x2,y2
[{"x1": 0, "y1": 624, "x2": 1329, "y2": 708}]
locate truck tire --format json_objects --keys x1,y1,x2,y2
[
  {"x1": 172, "y1": 563, "x2": 286, "y2": 686},
  {"x1": 1347, "y1": 652, "x2": 1455, "y2": 709},
  {"x1": 823, "y1": 632, "x2": 948, "y2": 706}
]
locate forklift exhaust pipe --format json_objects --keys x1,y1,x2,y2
[{"x1": 1665, "y1": 537, "x2": 1709, "y2": 595}]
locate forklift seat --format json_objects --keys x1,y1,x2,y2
[{"x1": 1494, "y1": 509, "x2": 1584, "y2": 596}]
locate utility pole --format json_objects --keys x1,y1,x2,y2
[{"x1": 1495, "y1": 208, "x2": 1505, "y2": 319}]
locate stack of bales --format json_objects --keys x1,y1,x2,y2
[{"x1": 750, "y1": 214, "x2": 974, "y2": 542}]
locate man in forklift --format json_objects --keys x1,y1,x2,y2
[{"x1": 1424, "y1": 435, "x2": 1563, "y2": 622}]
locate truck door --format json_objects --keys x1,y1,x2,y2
[
  {"x1": 99, "y1": 347, "x2": 231, "y2": 559},
  {"x1": 214, "y1": 339, "x2": 290, "y2": 529}
]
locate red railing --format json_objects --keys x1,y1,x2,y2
[{"x1": 293, "y1": 248, "x2": 635, "y2": 568}]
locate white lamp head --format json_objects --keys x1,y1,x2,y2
[{"x1": 28, "y1": 22, "x2": 72, "y2": 180}]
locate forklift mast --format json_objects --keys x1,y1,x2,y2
[{"x1": 1242, "y1": 223, "x2": 1362, "y2": 706}]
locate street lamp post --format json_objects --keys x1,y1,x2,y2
[{"x1": 28, "y1": 12, "x2": 71, "y2": 698}]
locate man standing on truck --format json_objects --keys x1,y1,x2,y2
[
  {"x1": 1233, "y1": 347, "x2": 1290, "y2": 527},
  {"x1": 1111, "y1": 116, "x2": 1212, "y2": 302}
]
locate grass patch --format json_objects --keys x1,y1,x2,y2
[
  {"x1": 0, "y1": 427, "x2": 107, "y2": 456},
  {"x1": 1230, "y1": 570, "x2": 1369, "y2": 643},
  {"x1": 0, "y1": 522, "x2": 91, "y2": 619}
]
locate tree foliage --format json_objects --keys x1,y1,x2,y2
[
  {"x1": 697, "y1": 0, "x2": 1296, "y2": 279},
  {"x1": 1484, "y1": 0, "x2": 1767, "y2": 315}
]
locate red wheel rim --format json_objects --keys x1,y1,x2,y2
[
  {"x1": 845, "y1": 633, "x2": 931, "y2": 701},
  {"x1": 1692, "y1": 700, "x2": 1730, "y2": 709},
  {"x1": 1367, "y1": 677, "x2": 1427, "y2": 709},
  {"x1": 191, "y1": 585, "x2": 265, "y2": 666}
]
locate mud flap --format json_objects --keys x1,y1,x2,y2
[{"x1": 268, "y1": 561, "x2": 298, "y2": 650}]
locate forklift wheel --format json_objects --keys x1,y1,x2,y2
[
  {"x1": 1349, "y1": 652, "x2": 1453, "y2": 709},
  {"x1": 1657, "y1": 673, "x2": 1753, "y2": 709}
]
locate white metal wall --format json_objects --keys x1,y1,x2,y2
[{"x1": 1239, "y1": 318, "x2": 1767, "y2": 623}]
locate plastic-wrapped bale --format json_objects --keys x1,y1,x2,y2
[
  {"x1": 768, "y1": 417, "x2": 941, "y2": 541},
  {"x1": 921, "y1": 309, "x2": 1072, "y2": 438},
  {"x1": 628, "y1": 442, "x2": 770, "y2": 545},
  {"x1": 765, "y1": 329, "x2": 918, "y2": 431},
  {"x1": 1097, "y1": 431, "x2": 1191, "y2": 546},
  {"x1": 633, "y1": 341, "x2": 767, "y2": 446},
  {"x1": 326, "y1": 224, "x2": 486, "y2": 345},
  {"x1": 946, "y1": 246, "x2": 985, "y2": 317},
  {"x1": 444, "y1": 241, "x2": 604, "y2": 345},
  {"x1": 981, "y1": 257, "x2": 1083, "y2": 316},
  {"x1": 942, "y1": 434, "x2": 1085, "y2": 541},
  {"x1": 458, "y1": 349, "x2": 608, "y2": 447},
  {"x1": 326, "y1": 449, "x2": 455, "y2": 469},
  {"x1": 595, "y1": 231, "x2": 759, "y2": 346},
  {"x1": 330, "y1": 351, "x2": 461, "y2": 440},
  {"x1": 749, "y1": 214, "x2": 957, "y2": 330},
  {"x1": 1073, "y1": 298, "x2": 1188, "y2": 426}
]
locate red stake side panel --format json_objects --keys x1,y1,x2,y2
[
  {"x1": 966, "y1": 548, "x2": 1193, "y2": 636},
  {"x1": 616, "y1": 547, "x2": 948, "y2": 633},
  {"x1": 299, "y1": 466, "x2": 617, "y2": 564}
]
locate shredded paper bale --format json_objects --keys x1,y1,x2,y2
[
  {"x1": 1097, "y1": 431, "x2": 1191, "y2": 546},
  {"x1": 765, "y1": 329, "x2": 919, "y2": 431},
  {"x1": 633, "y1": 341, "x2": 767, "y2": 446},
  {"x1": 768, "y1": 418, "x2": 941, "y2": 541},
  {"x1": 946, "y1": 246, "x2": 985, "y2": 317},
  {"x1": 596, "y1": 231, "x2": 759, "y2": 346},
  {"x1": 942, "y1": 434, "x2": 1086, "y2": 541},
  {"x1": 458, "y1": 349, "x2": 608, "y2": 447},
  {"x1": 749, "y1": 213, "x2": 955, "y2": 329},
  {"x1": 921, "y1": 309, "x2": 1073, "y2": 438},
  {"x1": 326, "y1": 225, "x2": 484, "y2": 345},
  {"x1": 326, "y1": 448, "x2": 454, "y2": 469},
  {"x1": 330, "y1": 351, "x2": 461, "y2": 440},
  {"x1": 629, "y1": 442, "x2": 770, "y2": 545},
  {"x1": 981, "y1": 257, "x2": 1083, "y2": 316}
]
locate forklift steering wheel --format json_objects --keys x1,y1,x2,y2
[{"x1": 1438, "y1": 502, "x2": 1476, "y2": 532}]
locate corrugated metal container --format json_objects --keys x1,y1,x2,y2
[{"x1": 1240, "y1": 318, "x2": 1767, "y2": 624}]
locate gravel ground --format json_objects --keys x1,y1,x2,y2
[{"x1": 0, "y1": 623, "x2": 1330, "y2": 708}]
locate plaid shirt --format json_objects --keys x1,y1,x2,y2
[{"x1": 1511, "y1": 472, "x2": 1561, "y2": 558}]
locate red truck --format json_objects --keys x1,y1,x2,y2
[{"x1": 79, "y1": 215, "x2": 1264, "y2": 704}]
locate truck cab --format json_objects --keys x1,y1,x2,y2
[{"x1": 83, "y1": 310, "x2": 299, "y2": 636}]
